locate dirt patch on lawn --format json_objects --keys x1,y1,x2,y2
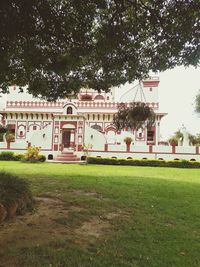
[
  {"x1": 68, "y1": 189, "x2": 104, "y2": 198},
  {"x1": 0, "y1": 196, "x2": 131, "y2": 266},
  {"x1": 0, "y1": 197, "x2": 71, "y2": 250}
]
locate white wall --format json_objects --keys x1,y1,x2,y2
[
  {"x1": 84, "y1": 125, "x2": 107, "y2": 150},
  {"x1": 27, "y1": 124, "x2": 53, "y2": 150}
]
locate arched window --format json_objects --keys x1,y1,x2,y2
[
  {"x1": 81, "y1": 94, "x2": 92, "y2": 101},
  {"x1": 67, "y1": 106, "x2": 73, "y2": 115},
  {"x1": 91, "y1": 124, "x2": 102, "y2": 132},
  {"x1": 94, "y1": 95, "x2": 104, "y2": 100}
]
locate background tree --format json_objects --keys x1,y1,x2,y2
[
  {"x1": 0, "y1": 0, "x2": 199, "y2": 100},
  {"x1": 168, "y1": 129, "x2": 199, "y2": 146},
  {"x1": 195, "y1": 93, "x2": 200, "y2": 114}
]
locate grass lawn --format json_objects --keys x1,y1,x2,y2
[{"x1": 0, "y1": 161, "x2": 200, "y2": 267}]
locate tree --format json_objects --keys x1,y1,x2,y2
[
  {"x1": 195, "y1": 93, "x2": 200, "y2": 113},
  {"x1": 168, "y1": 129, "x2": 199, "y2": 146},
  {"x1": 0, "y1": 0, "x2": 199, "y2": 100}
]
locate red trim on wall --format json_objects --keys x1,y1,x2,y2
[
  {"x1": 60, "y1": 121, "x2": 77, "y2": 128},
  {"x1": 54, "y1": 144, "x2": 58, "y2": 151},
  {"x1": 149, "y1": 145, "x2": 153, "y2": 153},
  {"x1": 142, "y1": 81, "x2": 159, "y2": 87},
  {"x1": 172, "y1": 146, "x2": 176, "y2": 154},
  {"x1": 105, "y1": 144, "x2": 108, "y2": 152}
]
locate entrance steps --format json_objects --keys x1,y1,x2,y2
[{"x1": 55, "y1": 150, "x2": 81, "y2": 162}]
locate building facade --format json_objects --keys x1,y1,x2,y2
[{"x1": 1, "y1": 77, "x2": 199, "y2": 161}]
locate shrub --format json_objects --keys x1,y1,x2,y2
[
  {"x1": 0, "y1": 172, "x2": 34, "y2": 222},
  {"x1": 0, "y1": 152, "x2": 24, "y2": 161},
  {"x1": 0, "y1": 151, "x2": 15, "y2": 161},
  {"x1": 87, "y1": 157, "x2": 200, "y2": 169},
  {"x1": 38, "y1": 154, "x2": 46, "y2": 162},
  {"x1": 5, "y1": 132, "x2": 15, "y2": 143},
  {"x1": 23, "y1": 146, "x2": 46, "y2": 163},
  {"x1": 14, "y1": 154, "x2": 24, "y2": 161}
]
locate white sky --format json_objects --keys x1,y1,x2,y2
[
  {"x1": 158, "y1": 66, "x2": 200, "y2": 139},
  {"x1": 116, "y1": 66, "x2": 200, "y2": 140}
]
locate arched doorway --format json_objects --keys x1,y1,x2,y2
[{"x1": 62, "y1": 124, "x2": 76, "y2": 149}]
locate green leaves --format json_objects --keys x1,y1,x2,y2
[
  {"x1": 113, "y1": 102, "x2": 155, "y2": 130},
  {"x1": 0, "y1": 0, "x2": 199, "y2": 99}
]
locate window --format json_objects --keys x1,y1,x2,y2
[
  {"x1": 33, "y1": 126, "x2": 37, "y2": 130},
  {"x1": 67, "y1": 106, "x2": 73, "y2": 114},
  {"x1": 81, "y1": 94, "x2": 92, "y2": 101},
  {"x1": 147, "y1": 130, "x2": 154, "y2": 141},
  {"x1": 91, "y1": 124, "x2": 102, "y2": 132},
  {"x1": 94, "y1": 95, "x2": 104, "y2": 100},
  {"x1": 48, "y1": 154, "x2": 53, "y2": 160}
]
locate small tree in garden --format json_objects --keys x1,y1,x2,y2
[
  {"x1": 168, "y1": 129, "x2": 199, "y2": 146},
  {"x1": 81, "y1": 144, "x2": 93, "y2": 157},
  {"x1": 23, "y1": 146, "x2": 46, "y2": 162},
  {"x1": 5, "y1": 132, "x2": 15, "y2": 148}
]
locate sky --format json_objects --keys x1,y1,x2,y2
[
  {"x1": 115, "y1": 66, "x2": 200, "y2": 140},
  {"x1": 158, "y1": 66, "x2": 200, "y2": 139}
]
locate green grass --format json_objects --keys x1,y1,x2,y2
[{"x1": 0, "y1": 161, "x2": 200, "y2": 267}]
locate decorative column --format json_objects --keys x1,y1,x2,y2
[{"x1": 155, "y1": 118, "x2": 160, "y2": 145}]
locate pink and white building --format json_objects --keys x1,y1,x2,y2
[{"x1": 0, "y1": 77, "x2": 199, "y2": 161}]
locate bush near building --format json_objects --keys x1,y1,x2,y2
[
  {"x1": 0, "y1": 151, "x2": 24, "y2": 161},
  {"x1": 87, "y1": 157, "x2": 200, "y2": 169},
  {"x1": 22, "y1": 146, "x2": 46, "y2": 163},
  {"x1": 0, "y1": 150, "x2": 46, "y2": 162}
]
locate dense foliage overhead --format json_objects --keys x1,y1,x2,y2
[
  {"x1": 113, "y1": 102, "x2": 155, "y2": 130},
  {"x1": 0, "y1": 0, "x2": 199, "y2": 100}
]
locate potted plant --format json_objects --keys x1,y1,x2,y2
[
  {"x1": 114, "y1": 102, "x2": 155, "y2": 131},
  {"x1": 124, "y1": 137, "x2": 133, "y2": 145},
  {"x1": 168, "y1": 137, "x2": 178, "y2": 146},
  {"x1": 124, "y1": 137, "x2": 133, "y2": 152}
]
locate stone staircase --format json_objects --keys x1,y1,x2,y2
[{"x1": 56, "y1": 150, "x2": 80, "y2": 162}]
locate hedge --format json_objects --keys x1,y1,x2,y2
[
  {"x1": 0, "y1": 151, "x2": 46, "y2": 162},
  {"x1": 87, "y1": 157, "x2": 200, "y2": 169},
  {"x1": 0, "y1": 151, "x2": 24, "y2": 161}
]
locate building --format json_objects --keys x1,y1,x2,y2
[{"x1": 1, "y1": 77, "x2": 199, "y2": 161}]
